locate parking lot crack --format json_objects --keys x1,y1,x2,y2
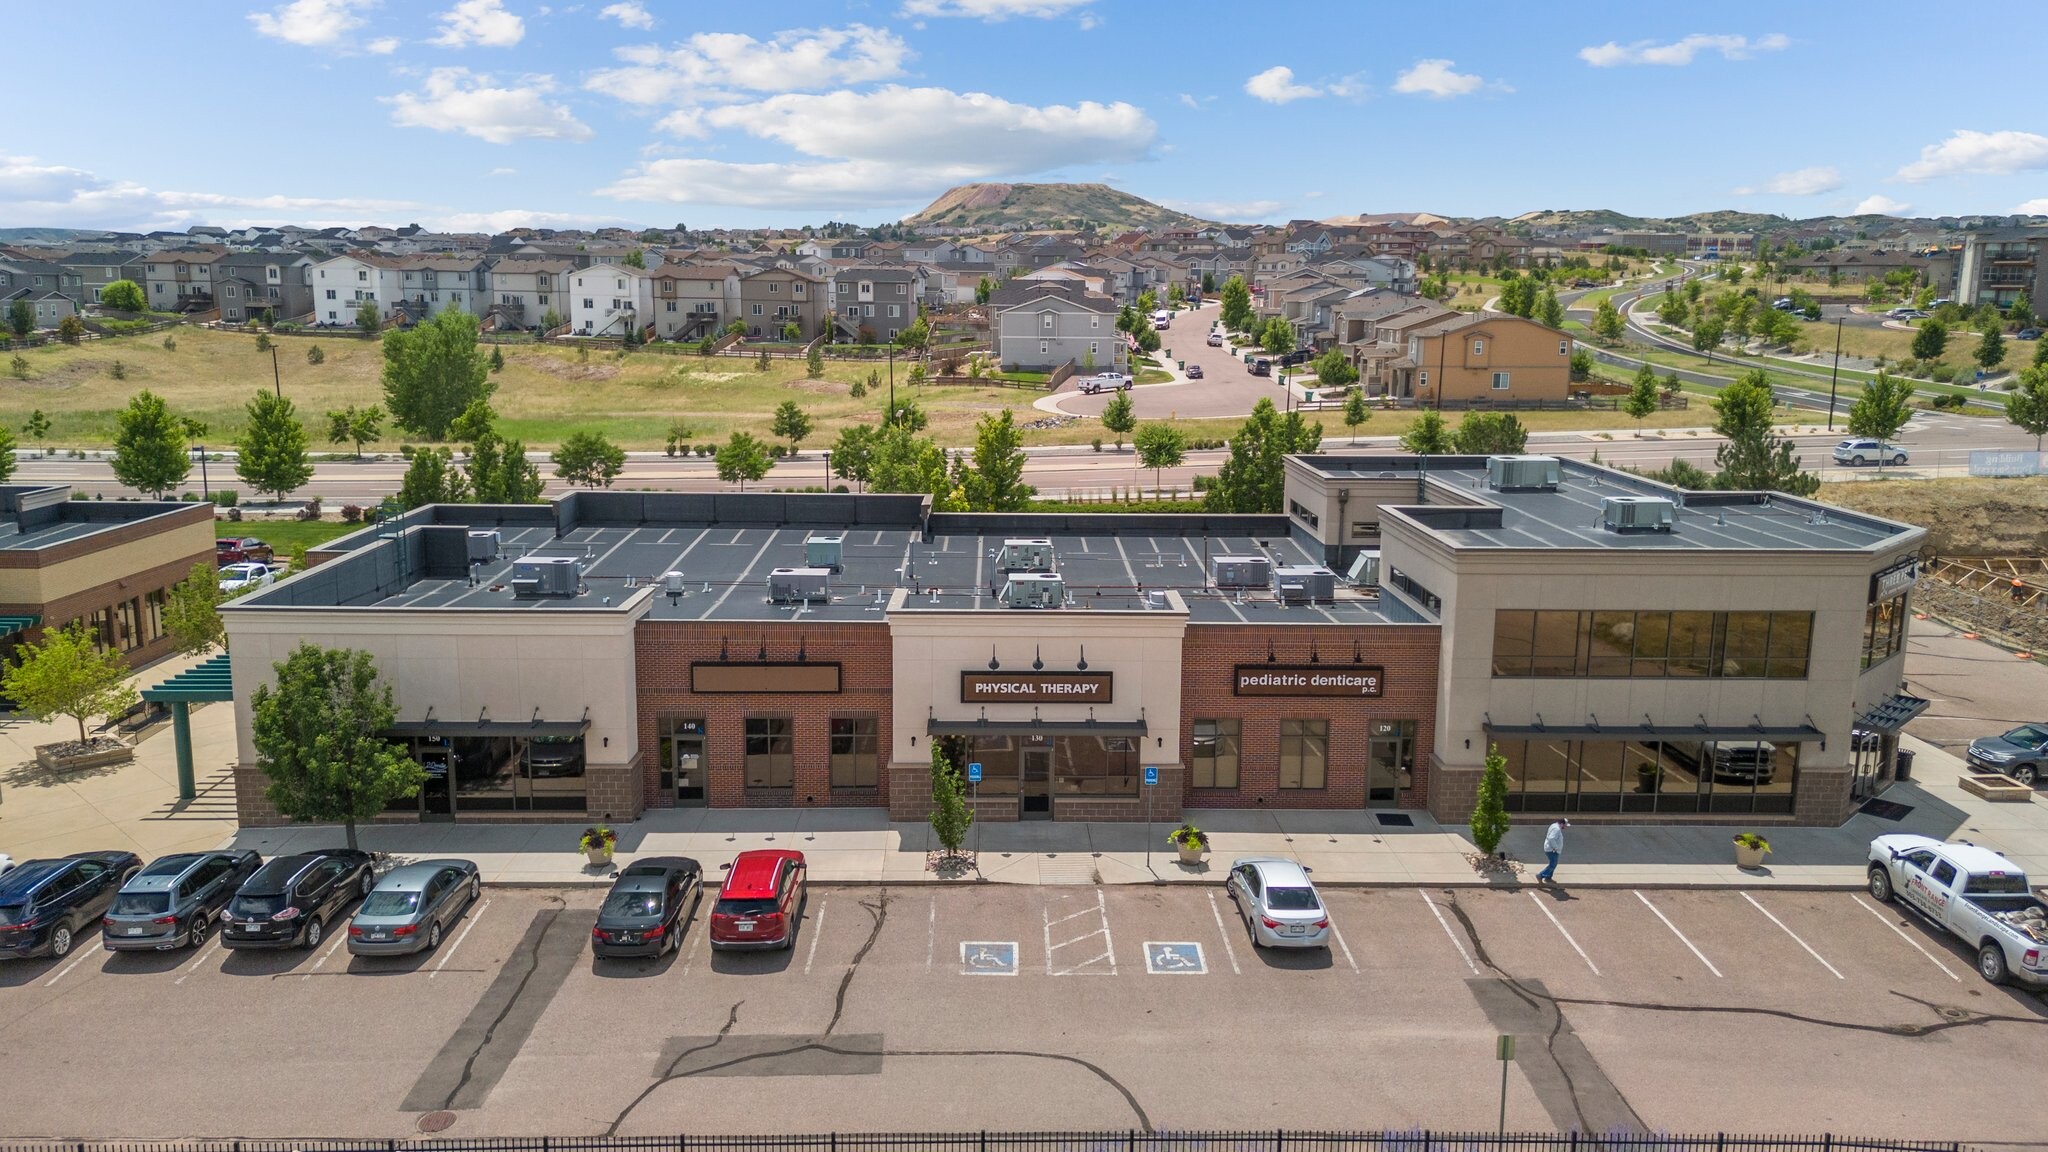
[
  {"x1": 604, "y1": 1000, "x2": 744, "y2": 1136},
  {"x1": 825, "y1": 889, "x2": 887, "y2": 1037}
]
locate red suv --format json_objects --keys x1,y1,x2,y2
[
  {"x1": 708, "y1": 849, "x2": 806, "y2": 951},
  {"x1": 216, "y1": 537, "x2": 273, "y2": 565}
]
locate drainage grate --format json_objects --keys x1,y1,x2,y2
[
  {"x1": 1858, "y1": 798, "x2": 1915, "y2": 822},
  {"x1": 1374, "y1": 812, "x2": 1415, "y2": 827}
]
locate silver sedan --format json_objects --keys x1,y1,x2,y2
[
  {"x1": 346, "y1": 859, "x2": 480, "y2": 956},
  {"x1": 1223, "y1": 857, "x2": 1331, "y2": 949}
]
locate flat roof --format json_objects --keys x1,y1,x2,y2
[
  {"x1": 0, "y1": 486, "x2": 201, "y2": 553},
  {"x1": 1295, "y1": 456, "x2": 1920, "y2": 553}
]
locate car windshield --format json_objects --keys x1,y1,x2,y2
[
  {"x1": 231, "y1": 894, "x2": 287, "y2": 916},
  {"x1": 715, "y1": 898, "x2": 777, "y2": 917},
  {"x1": 1265, "y1": 886, "x2": 1321, "y2": 911},
  {"x1": 601, "y1": 891, "x2": 663, "y2": 918},
  {"x1": 2001, "y1": 725, "x2": 2048, "y2": 745},
  {"x1": 360, "y1": 891, "x2": 421, "y2": 916},
  {"x1": 109, "y1": 892, "x2": 170, "y2": 916}
]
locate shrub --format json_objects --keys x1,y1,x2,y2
[
  {"x1": 340, "y1": 504, "x2": 364, "y2": 523},
  {"x1": 213, "y1": 490, "x2": 238, "y2": 507},
  {"x1": 1929, "y1": 364, "x2": 1958, "y2": 383},
  {"x1": 399, "y1": 444, "x2": 416, "y2": 458},
  {"x1": 1091, "y1": 438, "x2": 1103, "y2": 452}
]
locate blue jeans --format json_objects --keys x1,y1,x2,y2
[{"x1": 1538, "y1": 850, "x2": 1559, "y2": 880}]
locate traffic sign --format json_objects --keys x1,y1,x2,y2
[
  {"x1": 1143, "y1": 765, "x2": 1158, "y2": 787},
  {"x1": 967, "y1": 762, "x2": 982, "y2": 783}
]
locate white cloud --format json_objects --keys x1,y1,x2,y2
[
  {"x1": 248, "y1": 0, "x2": 376, "y2": 47},
  {"x1": 586, "y1": 25, "x2": 910, "y2": 105},
  {"x1": 1161, "y1": 198, "x2": 1284, "y2": 221},
  {"x1": 431, "y1": 0, "x2": 524, "y2": 48},
  {"x1": 1392, "y1": 59, "x2": 1504, "y2": 99},
  {"x1": 1244, "y1": 66, "x2": 1322, "y2": 104},
  {"x1": 599, "y1": 2, "x2": 652, "y2": 29},
  {"x1": 601, "y1": 158, "x2": 928, "y2": 208},
  {"x1": 0, "y1": 155, "x2": 103, "y2": 201},
  {"x1": 898, "y1": 0, "x2": 1093, "y2": 18},
  {"x1": 1578, "y1": 33, "x2": 1789, "y2": 67},
  {"x1": 366, "y1": 35, "x2": 400, "y2": 53},
  {"x1": 489, "y1": 166, "x2": 518, "y2": 176},
  {"x1": 1852, "y1": 194, "x2": 1912, "y2": 216},
  {"x1": 387, "y1": 68, "x2": 593, "y2": 143},
  {"x1": 2018, "y1": 198, "x2": 2048, "y2": 214},
  {"x1": 432, "y1": 208, "x2": 633, "y2": 232},
  {"x1": 0, "y1": 155, "x2": 424, "y2": 229},
  {"x1": 1894, "y1": 129, "x2": 2048, "y2": 182},
  {"x1": 1178, "y1": 93, "x2": 1201, "y2": 110},
  {"x1": 1733, "y1": 165, "x2": 1842, "y2": 196}
]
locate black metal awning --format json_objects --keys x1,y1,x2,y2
[
  {"x1": 929, "y1": 718, "x2": 1148, "y2": 737},
  {"x1": 385, "y1": 719, "x2": 589, "y2": 740},
  {"x1": 1483, "y1": 721, "x2": 1823, "y2": 742},
  {"x1": 1855, "y1": 694, "x2": 1931, "y2": 734}
]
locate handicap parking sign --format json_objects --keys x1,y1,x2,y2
[
  {"x1": 1144, "y1": 765, "x2": 1158, "y2": 787},
  {"x1": 968, "y1": 762, "x2": 982, "y2": 783},
  {"x1": 960, "y1": 941, "x2": 1018, "y2": 976},
  {"x1": 1143, "y1": 941, "x2": 1206, "y2": 975}
]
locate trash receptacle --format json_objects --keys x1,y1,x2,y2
[{"x1": 1894, "y1": 749, "x2": 1915, "y2": 781}]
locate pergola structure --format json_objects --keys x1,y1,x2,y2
[{"x1": 140, "y1": 653, "x2": 233, "y2": 801}]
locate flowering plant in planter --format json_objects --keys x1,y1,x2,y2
[
  {"x1": 579, "y1": 826, "x2": 617, "y2": 854},
  {"x1": 1167, "y1": 823, "x2": 1208, "y2": 851}
]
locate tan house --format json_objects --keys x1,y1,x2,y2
[
  {"x1": 652, "y1": 262, "x2": 741, "y2": 340},
  {"x1": 1375, "y1": 311, "x2": 1574, "y2": 403},
  {"x1": 736, "y1": 267, "x2": 825, "y2": 339}
]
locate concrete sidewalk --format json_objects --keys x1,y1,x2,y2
[{"x1": 224, "y1": 732, "x2": 2047, "y2": 890}]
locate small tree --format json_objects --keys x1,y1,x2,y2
[
  {"x1": 1100, "y1": 388, "x2": 1136, "y2": 451},
  {"x1": 58, "y1": 314, "x2": 84, "y2": 344},
  {"x1": 1, "y1": 622, "x2": 139, "y2": 747},
  {"x1": 831, "y1": 424, "x2": 877, "y2": 491},
  {"x1": 1311, "y1": 346, "x2": 1357, "y2": 391},
  {"x1": 1342, "y1": 387, "x2": 1372, "y2": 443},
  {"x1": 23, "y1": 408, "x2": 50, "y2": 443},
  {"x1": 755, "y1": 348, "x2": 771, "y2": 372},
  {"x1": 325, "y1": 404, "x2": 384, "y2": 459},
  {"x1": 1569, "y1": 348, "x2": 1594, "y2": 381},
  {"x1": 8, "y1": 355, "x2": 28, "y2": 380},
  {"x1": 1219, "y1": 275, "x2": 1253, "y2": 331},
  {"x1": 1691, "y1": 315, "x2": 1725, "y2": 353},
  {"x1": 975, "y1": 276, "x2": 993, "y2": 305},
  {"x1": 1847, "y1": 370, "x2": 1915, "y2": 450},
  {"x1": 1260, "y1": 316, "x2": 1295, "y2": 355},
  {"x1": 488, "y1": 345, "x2": 505, "y2": 373},
  {"x1": 551, "y1": 431, "x2": 626, "y2": 488},
  {"x1": 250, "y1": 644, "x2": 424, "y2": 852},
  {"x1": 781, "y1": 320, "x2": 803, "y2": 343},
  {"x1": 306, "y1": 344, "x2": 325, "y2": 365},
  {"x1": 1911, "y1": 320, "x2": 1947, "y2": 362},
  {"x1": 355, "y1": 300, "x2": 380, "y2": 336},
  {"x1": 851, "y1": 369, "x2": 872, "y2": 398},
  {"x1": 715, "y1": 430, "x2": 772, "y2": 490},
  {"x1": 110, "y1": 390, "x2": 191, "y2": 498},
  {"x1": 164, "y1": 561, "x2": 227, "y2": 656},
  {"x1": 100, "y1": 279, "x2": 146, "y2": 312},
  {"x1": 1976, "y1": 327, "x2": 2006, "y2": 371},
  {"x1": 770, "y1": 400, "x2": 813, "y2": 456},
  {"x1": 255, "y1": 332, "x2": 273, "y2": 352},
  {"x1": 1592, "y1": 298, "x2": 1625, "y2": 342},
  {"x1": 236, "y1": 389, "x2": 314, "y2": 500},
  {"x1": 7, "y1": 299, "x2": 33, "y2": 338},
  {"x1": 1132, "y1": 421, "x2": 1187, "y2": 494},
  {"x1": 2004, "y1": 366, "x2": 2048, "y2": 451},
  {"x1": 396, "y1": 446, "x2": 469, "y2": 509},
  {"x1": 806, "y1": 341, "x2": 824, "y2": 379},
  {"x1": 1623, "y1": 363, "x2": 1660, "y2": 431},
  {"x1": 1468, "y1": 744, "x2": 1512, "y2": 856},
  {"x1": 1400, "y1": 410, "x2": 1454, "y2": 454},
  {"x1": 1537, "y1": 285, "x2": 1565, "y2": 329},
  {"x1": 1451, "y1": 412, "x2": 1529, "y2": 455},
  {"x1": 959, "y1": 409, "x2": 1035, "y2": 512},
  {"x1": 927, "y1": 742, "x2": 972, "y2": 857}
]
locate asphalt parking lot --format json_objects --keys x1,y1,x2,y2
[{"x1": 2, "y1": 881, "x2": 2044, "y2": 1143}]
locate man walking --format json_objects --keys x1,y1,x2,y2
[{"x1": 1536, "y1": 818, "x2": 1570, "y2": 883}]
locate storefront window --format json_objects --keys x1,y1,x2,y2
[
  {"x1": 525, "y1": 736, "x2": 586, "y2": 811},
  {"x1": 744, "y1": 717, "x2": 794, "y2": 788},
  {"x1": 1862, "y1": 594, "x2": 1907, "y2": 668},
  {"x1": 966, "y1": 734, "x2": 1018, "y2": 795},
  {"x1": 1493, "y1": 610, "x2": 1814, "y2": 680},
  {"x1": 1279, "y1": 720, "x2": 1328, "y2": 789},
  {"x1": 1192, "y1": 720, "x2": 1240, "y2": 789},
  {"x1": 1057, "y1": 736, "x2": 1138, "y2": 796},
  {"x1": 115, "y1": 598, "x2": 141, "y2": 652},
  {"x1": 144, "y1": 588, "x2": 167, "y2": 643},
  {"x1": 1494, "y1": 737, "x2": 1798, "y2": 814},
  {"x1": 829, "y1": 716, "x2": 878, "y2": 788}
]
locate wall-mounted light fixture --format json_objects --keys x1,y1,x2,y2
[
  {"x1": 1032, "y1": 644, "x2": 1043, "y2": 672},
  {"x1": 988, "y1": 645, "x2": 1000, "y2": 671},
  {"x1": 1076, "y1": 645, "x2": 1088, "y2": 671}
]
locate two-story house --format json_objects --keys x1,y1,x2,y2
[
  {"x1": 736, "y1": 267, "x2": 825, "y2": 339},
  {"x1": 830, "y1": 266, "x2": 922, "y2": 342},
  {"x1": 990, "y1": 280, "x2": 1121, "y2": 372},
  {"x1": 483, "y1": 256, "x2": 575, "y2": 331},
  {"x1": 391, "y1": 256, "x2": 490, "y2": 323},
  {"x1": 55, "y1": 252, "x2": 150, "y2": 307},
  {"x1": 213, "y1": 252, "x2": 315, "y2": 324},
  {"x1": 649, "y1": 261, "x2": 740, "y2": 340},
  {"x1": 143, "y1": 246, "x2": 228, "y2": 312},
  {"x1": 309, "y1": 251, "x2": 406, "y2": 326},
  {"x1": 1374, "y1": 310, "x2": 1573, "y2": 403},
  {"x1": 569, "y1": 262, "x2": 653, "y2": 337},
  {"x1": 0, "y1": 257, "x2": 82, "y2": 328}
]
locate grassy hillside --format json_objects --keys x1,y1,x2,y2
[{"x1": 904, "y1": 183, "x2": 1214, "y2": 232}]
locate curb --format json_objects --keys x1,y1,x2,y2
[{"x1": 478, "y1": 876, "x2": 1869, "y2": 892}]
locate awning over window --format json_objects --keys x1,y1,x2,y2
[
  {"x1": 0, "y1": 614, "x2": 39, "y2": 639},
  {"x1": 1483, "y1": 720, "x2": 1823, "y2": 742},
  {"x1": 1855, "y1": 694, "x2": 1931, "y2": 734},
  {"x1": 929, "y1": 718, "x2": 1148, "y2": 737},
  {"x1": 384, "y1": 718, "x2": 589, "y2": 740}
]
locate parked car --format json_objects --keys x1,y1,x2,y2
[
  {"x1": 347, "y1": 859, "x2": 481, "y2": 956},
  {"x1": 1206, "y1": 333, "x2": 1224, "y2": 347},
  {"x1": 1077, "y1": 373, "x2": 1132, "y2": 394},
  {"x1": 592, "y1": 856, "x2": 703, "y2": 958},
  {"x1": 2018, "y1": 328, "x2": 2041, "y2": 341},
  {"x1": 1832, "y1": 439, "x2": 1907, "y2": 467},
  {"x1": 1867, "y1": 835, "x2": 2048, "y2": 986},
  {"x1": 1186, "y1": 363, "x2": 1204, "y2": 379},
  {"x1": 216, "y1": 537, "x2": 273, "y2": 565},
  {"x1": 1966, "y1": 723, "x2": 2048, "y2": 786},
  {"x1": 708, "y1": 849, "x2": 806, "y2": 951},
  {"x1": 103, "y1": 850, "x2": 262, "y2": 952},
  {"x1": 222, "y1": 849, "x2": 376, "y2": 951},
  {"x1": 1250, "y1": 357, "x2": 1272, "y2": 376},
  {"x1": 0, "y1": 854, "x2": 12, "y2": 878},
  {"x1": 1772, "y1": 298, "x2": 1796, "y2": 311},
  {"x1": 1223, "y1": 857, "x2": 1331, "y2": 949},
  {"x1": 1571, "y1": 279, "x2": 1597, "y2": 289},
  {"x1": 218, "y1": 562, "x2": 278, "y2": 593},
  {"x1": 0, "y1": 851, "x2": 142, "y2": 959}
]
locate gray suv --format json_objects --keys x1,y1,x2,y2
[{"x1": 103, "y1": 850, "x2": 262, "y2": 951}]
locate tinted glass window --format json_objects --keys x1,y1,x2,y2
[
  {"x1": 360, "y1": 891, "x2": 421, "y2": 916},
  {"x1": 715, "y1": 898, "x2": 776, "y2": 916},
  {"x1": 602, "y1": 891, "x2": 663, "y2": 918},
  {"x1": 231, "y1": 894, "x2": 288, "y2": 916},
  {"x1": 1265, "y1": 886, "x2": 1321, "y2": 911},
  {"x1": 110, "y1": 892, "x2": 171, "y2": 916},
  {"x1": 0, "y1": 904, "x2": 29, "y2": 926},
  {"x1": 1930, "y1": 860, "x2": 1958, "y2": 886},
  {"x1": 2006, "y1": 725, "x2": 2048, "y2": 746},
  {"x1": 1964, "y1": 872, "x2": 2028, "y2": 895}
]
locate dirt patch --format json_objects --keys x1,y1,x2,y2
[
  {"x1": 1819, "y1": 476, "x2": 2048, "y2": 556},
  {"x1": 1913, "y1": 580, "x2": 2048, "y2": 656},
  {"x1": 526, "y1": 357, "x2": 621, "y2": 382}
]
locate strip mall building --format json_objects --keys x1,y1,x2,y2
[{"x1": 223, "y1": 454, "x2": 1927, "y2": 829}]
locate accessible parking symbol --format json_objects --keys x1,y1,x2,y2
[
  {"x1": 960, "y1": 941, "x2": 1019, "y2": 975},
  {"x1": 1144, "y1": 941, "x2": 1206, "y2": 974}
]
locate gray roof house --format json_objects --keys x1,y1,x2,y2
[{"x1": 989, "y1": 280, "x2": 1122, "y2": 372}]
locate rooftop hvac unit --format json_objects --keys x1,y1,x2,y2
[
  {"x1": 1272, "y1": 564, "x2": 1337, "y2": 604},
  {"x1": 509, "y1": 555, "x2": 580, "y2": 598},
  {"x1": 996, "y1": 538, "x2": 1056, "y2": 573},
  {"x1": 1601, "y1": 495, "x2": 1677, "y2": 533},
  {"x1": 998, "y1": 572, "x2": 1066, "y2": 609},
  {"x1": 804, "y1": 534, "x2": 844, "y2": 572},
  {"x1": 1488, "y1": 455, "x2": 1563, "y2": 491},
  {"x1": 1212, "y1": 555, "x2": 1272, "y2": 590},
  {"x1": 662, "y1": 570, "x2": 686, "y2": 596},
  {"x1": 769, "y1": 567, "x2": 831, "y2": 603},
  {"x1": 1345, "y1": 549, "x2": 1382, "y2": 588},
  {"x1": 466, "y1": 530, "x2": 501, "y2": 563}
]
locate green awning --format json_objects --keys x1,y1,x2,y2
[
  {"x1": 0, "y1": 615, "x2": 38, "y2": 639},
  {"x1": 142, "y1": 652, "x2": 234, "y2": 703}
]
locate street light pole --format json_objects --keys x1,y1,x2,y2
[
  {"x1": 270, "y1": 345, "x2": 283, "y2": 399},
  {"x1": 195, "y1": 444, "x2": 209, "y2": 501},
  {"x1": 1827, "y1": 317, "x2": 1844, "y2": 431}
]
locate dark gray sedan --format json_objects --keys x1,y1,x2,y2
[
  {"x1": 592, "y1": 856, "x2": 702, "y2": 959},
  {"x1": 346, "y1": 859, "x2": 480, "y2": 956}
]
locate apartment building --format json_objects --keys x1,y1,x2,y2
[{"x1": 1954, "y1": 229, "x2": 2042, "y2": 310}]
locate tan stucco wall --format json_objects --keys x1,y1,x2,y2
[{"x1": 0, "y1": 515, "x2": 215, "y2": 606}]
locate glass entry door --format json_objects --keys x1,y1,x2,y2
[
  {"x1": 420, "y1": 749, "x2": 454, "y2": 820},
  {"x1": 667, "y1": 733, "x2": 706, "y2": 806},
  {"x1": 1020, "y1": 746, "x2": 1052, "y2": 818}
]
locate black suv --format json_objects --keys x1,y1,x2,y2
[
  {"x1": 0, "y1": 851, "x2": 142, "y2": 960},
  {"x1": 102, "y1": 850, "x2": 262, "y2": 951},
  {"x1": 222, "y1": 849, "x2": 376, "y2": 951}
]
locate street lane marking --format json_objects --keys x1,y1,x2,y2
[
  {"x1": 1527, "y1": 891, "x2": 1601, "y2": 976},
  {"x1": 1635, "y1": 892, "x2": 1722, "y2": 977},
  {"x1": 803, "y1": 898, "x2": 827, "y2": 976},
  {"x1": 1330, "y1": 922, "x2": 1359, "y2": 972},
  {"x1": 960, "y1": 941, "x2": 1019, "y2": 976},
  {"x1": 1422, "y1": 891, "x2": 1480, "y2": 975},
  {"x1": 305, "y1": 926, "x2": 348, "y2": 980},
  {"x1": 1143, "y1": 942, "x2": 1206, "y2": 975},
  {"x1": 1743, "y1": 893, "x2": 1843, "y2": 979},
  {"x1": 1206, "y1": 891, "x2": 1241, "y2": 974},
  {"x1": 925, "y1": 894, "x2": 936, "y2": 972},
  {"x1": 1851, "y1": 894, "x2": 1961, "y2": 981},
  {"x1": 43, "y1": 943, "x2": 99, "y2": 987},
  {"x1": 429, "y1": 898, "x2": 489, "y2": 979},
  {"x1": 175, "y1": 934, "x2": 223, "y2": 985}
]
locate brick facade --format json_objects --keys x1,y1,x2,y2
[
  {"x1": 634, "y1": 621, "x2": 894, "y2": 814},
  {"x1": 1179, "y1": 623, "x2": 1441, "y2": 814}
]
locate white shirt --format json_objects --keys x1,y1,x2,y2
[{"x1": 1543, "y1": 822, "x2": 1566, "y2": 853}]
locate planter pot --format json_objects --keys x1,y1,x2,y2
[
  {"x1": 1734, "y1": 842, "x2": 1770, "y2": 869},
  {"x1": 1176, "y1": 843, "x2": 1207, "y2": 866},
  {"x1": 584, "y1": 847, "x2": 614, "y2": 866},
  {"x1": 35, "y1": 742, "x2": 134, "y2": 772}
]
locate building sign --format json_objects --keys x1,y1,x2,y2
[
  {"x1": 959, "y1": 672, "x2": 1113, "y2": 704},
  {"x1": 691, "y1": 662, "x2": 841, "y2": 694},
  {"x1": 1869, "y1": 557, "x2": 1920, "y2": 603},
  {"x1": 1968, "y1": 450, "x2": 2045, "y2": 478},
  {"x1": 1234, "y1": 665, "x2": 1384, "y2": 697}
]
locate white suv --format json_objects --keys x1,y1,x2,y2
[{"x1": 1832, "y1": 439, "x2": 1907, "y2": 467}]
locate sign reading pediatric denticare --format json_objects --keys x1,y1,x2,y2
[
  {"x1": 1233, "y1": 665, "x2": 1384, "y2": 697},
  {"x1": 959, "y1": 672, "x2": 1114, "y2": 704}
]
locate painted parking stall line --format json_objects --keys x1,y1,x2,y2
[
  {"x1": 174, "y1": 933, "x2": 224, "y2": 985},
  {"x1": 925, "y1": 894, "x2": 936, "y2": 973},
  {"x1": 1851, "y1": 894, "x2": 1961, "y2": 981},
  {"x1": 960, "y1": 941, "x2": 1019, "y2": 976},
  {"x1": 1422, "y1": 890, "x2": 1480, "y2": 975},
  {"x1": 1743, "y1": 893, "x2": 1843, "y2": 979},
  {"x1": 304, "y1": 927, "x2": 349, "y2": 980},
  {"x1": 803, "y1": 897, "x2": 827, "y2": 976},
  {"x1": 1043, "y1": 888, "x2": 1116, "y2": 976},
  {"x1": 1527, "y1": 891, "x2": 1600, "y2": 976},
  {"x1": 1143, "y1": 942, "x2": 1206, "y2": 975},
  {"x1": 1635, "y1": 891, "x2": 1722, "y2": 978},
  {"x1": 1329, "y1": 922, "x2": 1359, "y2": 973},
  {"x1": 429, "y1": 898, "x2": 488, "y2": 978},
  {"x1": 43, "y1": 942, "x2": 100, "y2": 988},
  {"x1": 1206, "y1": 891, "x2": 1241, "y2": 974}
]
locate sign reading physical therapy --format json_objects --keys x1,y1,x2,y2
[
  {"x1": 959, "y1": 672, "x2": 1113, "y2": 704},
  {"x1": 1233, "y1": 665, "x2": 1384, "y2": 697}
]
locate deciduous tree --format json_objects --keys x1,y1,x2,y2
[
  {"x1": 325, "y1": 404, "x2": 384, "y2": 459},
  {"x1": 1711, "y1": 369, "x2": 1818, "y2": 496},
  {"x1": 163, "y1": 561, "x2": 227, "y2": 657},
  {"x1": 551, "y1": 431, "x2": 626, "y2": 488},
  {"x1": 959, "y1": 410, "x2": 1034, "y2": 511},
  {"x1": 1592, "y1": 298, "x2": 1625, "y2": 342},
  {"x1": 0, "y1": 623, "x2": 138, "y2": 747},
  {"x1": 100, "y1": 279, "x2": 146, "y2": 312},
  {"x1": 1098, "y1": 388, "x2": 1138, "y2": 452},
  {"x1": 396, "y1": 446, "x2": 468, "y2": 508},
  {"x1": 110, "y1": 389, "x2": 190, "y2": 498},
  {"x1": 1623, "y1": 363, "x2": 1660, "y2": 431},
  {"x1": 381, "y1": 309, "x2": 492, "y2": 440},
  {"x1": 250, "y1": 643, "x2": 423, "y2": 852},
  {"x1": 1976, "y1": 327, "x2": 2006, "y2": 371},
  {"x1": 355, "y1": 300, "x2": 380, "y2": 336},
  {"x1": 1133, "y1": 422, "x2": 1187, "y2": 494},
  {"x1": 714, "y1": 431, "x2": 772, "y2": 491},
  {"x1": 1911, "y1": 320, "x2": 1947, "y2": 361},
  {"x1": 1847, "y1": 370, "x2": 1914, "y2": 446},
  {"x1": 236, "y1": 390, "x2": 314, "y2": 500},
  {"x1": 1205, "y1": 398, "x2": 1323, "y2": 513},
  {"x1": 1399, "y1": 410, "x2": 1454, "y2": 454},
  {"x1": 1219, "y1": 275, "x2": 1253, "y2": 332},
  {"x1": 1343, "y1": 387, "x2": 1371, "y2": 443},
  {"x1": 2004, "y1": 365, "x2": 2048, "y2": 451},
  {"x1": 830, "y1": 424, "x2": 877, "y2": 491},
  {"x1": 771, "y1": 400, "x2": 813, "y2": 456}
]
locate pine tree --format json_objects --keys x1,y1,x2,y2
[
  {"x1": 1623, "y1": 363, "x2": 1660, "y2": 431},
  {"x1": 1469, "y1": 744, "x2": 1512, "y2": 856}
]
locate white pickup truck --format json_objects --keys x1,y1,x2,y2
[{"x1": 1866, "y1": 834, "x2": 2048, "y2": 987}]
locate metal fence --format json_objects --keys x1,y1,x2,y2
[{"x1": 0, "y1": 1132, "x2": 1975, "y2": 1152}]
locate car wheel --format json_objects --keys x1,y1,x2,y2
[
  {"x1": 1867, "y1": 865, "x2": 1893, "y2": 903},
  {"x1": 1978, "y1": 941, "x2": 2009, "y2": 985},
  {"x1": 1892, "y1": 455, "x2": 1906, "y2": 466},
  {"x1": 1851, "y1": 455, "x2": 1866, "y2": 466},
  {"x1": 360, "y1": 871, "x2": 375, "y2": 900},
  {"x1": 49, "y1": 924, "x2": 73, "y2": 959},
  {"x1": 427, "y1": 921, "x2": 443, "y2": 951},
  {"x1": 189, "y1": 915, "x2": 210, "y2": 948},
  {"x1": 2013, "y1": 765, "x2": 2038, "y2": 787},
  {"x1": 469, "y1": 875, "x2": 482, "y2": 902},
  {"x1": 302, "y1": 916, "x2": 323, "y2": 951}
]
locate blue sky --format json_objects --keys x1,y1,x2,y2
[{"x1": 4, "y1": 0, "x2": 2044, "y2": 231}]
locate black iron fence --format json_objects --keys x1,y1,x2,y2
[{"x1": 0, "y1": 1132, "x2": 1974, "y2": 1152}]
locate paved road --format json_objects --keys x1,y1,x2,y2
[
  {"x1": 1045, "y1": 300, "x2": 1294, "y2": 421},
  {"x1": 2, "y1": 883, "x2": 2042, "y2": 1141}
]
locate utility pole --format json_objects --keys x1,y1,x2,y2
[
  {"x1": 1827, "y1": 316, "x2": 1844, "y2": 431},
  {"x1": 270, "y1": 345, "x2": 282, "y2": 399}
]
